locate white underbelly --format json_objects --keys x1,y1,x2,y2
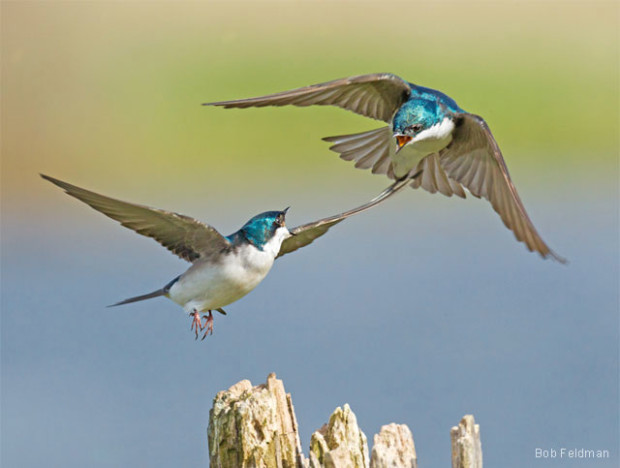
[
  {"x1": 167, "y1": 248, "x2": 275, "y2": 312},
  {"x1": 392, "y1": 118, "x2": 454, "y2": 178},
  {"x1": 392, "y1": 145, "x2": 432, "y2": 179}
]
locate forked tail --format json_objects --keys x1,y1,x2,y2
[
  {"x1": 108, "y1": 276, "x2": 179, "y2": 308},
  {"x1": 107, "y1": 289, "x2": 166, "y2": 307}
]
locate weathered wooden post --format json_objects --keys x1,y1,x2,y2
[
  {"x1": 450, "y1": 415, "x2": 482, "y2": 468},
  {"x1": 370, "y1": 424, "x2": 417, "y2": 468},
  {"x1": 208, "y1": 373, "x2": 482, "y2": 468},
  {"x1": 308, "y1": 404, "x2": 369, "y2": 468},
  {"x1": 208, "y1": 373, "x2": 304, "y2": 468}
]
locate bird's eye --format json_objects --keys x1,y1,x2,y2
[{"x1": 406, "y1": 124, "x2": 423, "y2": 134}]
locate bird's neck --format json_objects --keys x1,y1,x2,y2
[
  {"x1": 264, "y1": 227, "x2": 290, "y2": 257},
  {"x1": 227, "y1": 230, "x2": 264, "y2": 250},
  {"x1": 228, "y1": 227, "x2": 287, "y2": 257},
  {"x1": 413, "y1": 117, "x2": 455, "y2": 144}
]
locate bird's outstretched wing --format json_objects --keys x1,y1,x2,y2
[
  {"x1": 277, "y1": 177, "x2": 411, "y2": 258},
  {"x1": 41, "y1": 175, "x2": 231, "y2": 263},
  {"x1": 204, "y1": 73, "x2": 412, "y2": 123},
  {"x1": 408, "y1": 153, "x2": 467, "y2": 198},
  {"x1": 432, "y1": 114, "x2": 565, "y2": 262},
  {"x1": 323, "y1": 126, "x2": 396, "y2": 177}
]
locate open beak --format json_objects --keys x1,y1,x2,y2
[
  {"x1": 395, "y1": 135, "x2": 412, "y2": 154},
  {"x1": 281, "y1": 207, "x2": 296, "y2": 236},
  {"x1": 280, "y1": 207, "x2": 291, "y2": 231}
]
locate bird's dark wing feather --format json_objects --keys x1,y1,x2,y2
[
  {"x1": 42, "y1": 175, "x2": 230, "y2": 263},
  {"x1": 435, "y1": 114, "x2": 565, "y2": 261},
  {"x1": 408, "y1": 153, "x2": 467, "y2": 198},
  {"x1": 277, "y1": 177, "x2": 410, "y2": 258},
  {"x1": 204, "y1": 73, "x2": 412, "y2": 123},
  {"x1": 323, "y1": 126, "x2": 396, "y2": 177}
]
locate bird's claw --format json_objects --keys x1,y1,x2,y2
[
  {"x1": 201, "y1": 311, "x2": 214, "y2": 340},
  {"x1": 190, "y1": 310, "x2": 204, "y2": 339},
  {"x1": 189, "y1": 310, "x2": 215, "y2": 340}
]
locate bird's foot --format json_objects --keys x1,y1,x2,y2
[
  {"x1": 190, "y1": 310, "x2": 204, "y2": 339},
  {"x1": 201, "y1": 311, "x2": 214, "y2": 340}
]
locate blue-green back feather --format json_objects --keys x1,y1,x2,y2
[{"x1": 408, "y1": 83, "x2": 463, "y2": 113}]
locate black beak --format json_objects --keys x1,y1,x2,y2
[
  {"x1": 281, "y1": 207, "x2": 295, "y2": 234},
  {"x1": 277, "y1": 207, "x2": 290, "y2": 229}
]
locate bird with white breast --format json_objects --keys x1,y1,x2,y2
[
  {"x1": 42, "y1": 174, "x2": 410, "y2": 339},
  {"x1": 204, "y1": 73, "x2": 564, "y2": 262}
]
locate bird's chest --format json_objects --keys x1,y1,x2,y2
[
  {"x1": 233, "y1": 244, "x2": 275, "y2": 280},
  {"x1": 169, "y1": 246, "x2": 275, "y2": 310},
  {"x1": 207, "y1": 246, "x2": 275, "y2": 298},
  {"x1": 392, "y1": 118, "x2": 455, "y2": 178}
]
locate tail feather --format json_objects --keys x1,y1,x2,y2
[{"x1": 108, "y1": 289, "x2": 166, "y2": 307}]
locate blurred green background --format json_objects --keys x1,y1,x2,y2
[
  {"x1": 3, "y1": 1, "x2": 617, "y2": 209},
  {"x1": 2, "y1": 2, "x2": 618, "y2": 468}
]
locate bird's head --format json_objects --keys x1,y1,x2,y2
[
  {"x1": 392, "y1": 99, "x2": 443, "y2": 153},
  {"x1": 237, "y1": 208, "x2": 291, "y2": 252}
]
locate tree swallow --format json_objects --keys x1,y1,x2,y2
[
  {"x1": 204, "y1": 73, "x2": 564, "y2": 262},
  {"x1": 42, "y1": 174, "x2": 409, "y2": 339}
]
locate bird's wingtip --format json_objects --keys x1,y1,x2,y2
[
  {"x1": 40, "y1": 173, "x2": 65, "y2": 188},
  {"x1": 540, "y1": 248, "x2": 568, "y2": 265},
  {"x1": 550, "y1": 251, "x2": 568, "y2": 265}
]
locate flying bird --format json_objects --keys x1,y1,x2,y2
[
  {"x1": 42, "y1": 174, "x2": 410, "y2": 339},
  {"x1": 204, "y1": 73, "x2": 564, "y2": 262}
]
